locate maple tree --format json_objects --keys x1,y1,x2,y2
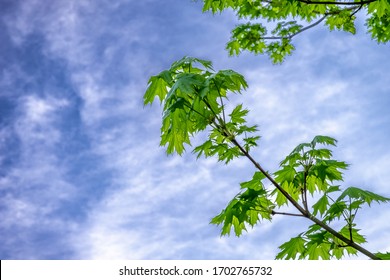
[{"x1": 144, "y1": 0, "x2": 390, "y2": 259}]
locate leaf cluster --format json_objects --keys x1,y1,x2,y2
[
  {"x1": 210, "y1": 134, "x2": 390, "y2": 259},
  {"x1": 211, "y1": 172, "x2": 275, "y2": 236},
  {"x1": 145, "y1": 56, "x2": 390, "y2": 259},
  {"x1": 202, "y1": 0, "x2": 390, "y2": 62},
  {"x1": 145, "y1": 56, "x2": 260, "y2": 163},
  {"x1": 275, "y1": 224, "x2": 367, "y2": 259}
]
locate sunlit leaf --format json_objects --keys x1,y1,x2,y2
[
  {"x1": 324, "y1": 201, "x2": 347, "y2": 222},
  {"x1": 338, "y1": 226, "x2": 367, "y2": 245},
  {"x1": 375, "y1": 252, "x2": 390, "y2": 260},
  {"x1": 274, "y1": 165, "x2": 296, "y2": 183},
  {"x1": 275, "y1": 235, "x2": 305, "y2": 260},
  {"x1": 304, "y1": 242, "x2": 331, "y2": 260},
  {"x1": 230, "y1": 104, "x2": 248, "y2": 124},
  {"x1": 170, "y1": 56, "x2": 213, "y2": 72},
  {"x1": 336, "y1": 186, "x2": 390, "y2": 206},
  {"x1": 312, "y1": 195, "x2": 329, "y2": 216},
  {"x1": 144, "y1": 74, "x2": 169, "y2": 105},
  {"x1": 240, "y1": 171, "x2": 266, "y2": 191}
]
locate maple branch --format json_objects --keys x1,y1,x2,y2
[
  {"x1": 262, "y1": 14, "x2": 328, "y2": 40},
  {"x1": 230, "y1": 137, "x2": 309, "y2": 217},
  {"x1": 295, "y1": 0, "x2": 376, "y2": 5},
  {"x1": 247, "y1": 206, "x2": 304, "y2": 217},
  {"x1": 228, "y1": 136, "x2": 380, "y2": 260},
  {"x1": 302, "y1": 170, "x2": 309, "y2": 212},
  {"x1": 261, "y1": 4, "x2": 364, "y2": 41},
  {"x1": 309, "y1": 215, "x2": 380, "y2": 259},
  {"x1": 271, "y1": 210, "x2": 305, "y2": 217}
]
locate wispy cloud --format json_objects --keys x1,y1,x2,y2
[
  {"x1": 1, "y1": 0, "x2": 389, "y2": 260},
  {"x1": 0, "y1": 93, "x2": 78, "y2": 258}
]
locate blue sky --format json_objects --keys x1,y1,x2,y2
[{"x1": 1, "y1": 0, "x2": 389, "y2": 259}]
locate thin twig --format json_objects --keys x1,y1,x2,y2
[
  {"x1": 248, "y1": 205, "x2": 304, "y2": 217},
  {"x1": 302, "y1": 170, "x2": 309, "y2": 212},
  {"x1": 262, "y1": 14, "x2": 328, "y2": 40},
  {"x1": 272, "y1": 210, "x2": 305, "y2": 217},
  {"x1": 295, "y1": 0, "x2": 376, "y2": 5}
]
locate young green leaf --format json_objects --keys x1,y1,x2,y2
[
  {"x1": 166, "y1": 73, "x2": 204, "y2": 101},
  {"x1": 243, "y1": 136, "x2": 261, "y2": 152},
  {"x1": 170, "y1": 56, "x2": 213, "y2": 72},
  {"x1": 275, "y1": 235, "x2": 306, "y2": 260},
  {"x1": 230, "y1": 104, "x2": 249, "y2": 124},
  {"x1": 274, "y1": 165, "x2": 296, "y2": 183},
  {"x1": 375, "y1": 252, "x2": 390, "y2": 260},
  {"x1": 193, "y1": 140, "x2": 213, "y2": 158},
  {"x1": 216, "y1": 70, "x2": 248, "y2": 93},
  {"x1": 336, "y1": 186, "x2": 390, "y2": 206},
  {"x1": 144, "y1": 74, "x2": 169, "y2": 105},
  {"x1": 307, "y1": 148, "x2": 333, "y2": 159},
  {"x1": 304, "y1": 242, "x2": 331, "y2": 260},
  {"x1": 311, "y1": 135, "x2": 337, "y2": 147},
  {"x1": 338, "y1": 226, "x2": 367, "y2": 245},
  {"x1": 211, "y1": 193, "x2": 268, "y2": 236},
  {"x1": 324, "y1": 201, "x2": 347, "y2": 222},
  {"x1": 290, "y1": 143, "x2": 311, "y2": 155},
  {"x1": 312, "y1": 194, "x2": 329, "y2": 217},
  {"x1": 240, "y1": 171, "x2": 266, "y2": 191}
]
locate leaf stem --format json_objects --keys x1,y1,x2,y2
[
  {"x1": 271, "y1": 210, "x2": 305, "y2": 217},
  {"x1": 262, "y1": 14, "x2": 328, "y2": 40},
  {"x1": 302, "y1": 170, "x2": 309, "y2": 212}
]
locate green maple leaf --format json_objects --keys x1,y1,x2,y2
[
  {"x1": 312, "y1": 194, "x2": 329, "y2": 216},
  {"x1": 276, "y1": 235, "x2": 305, "y2": 260},
  {"x1": 337, "y1": 186, "x2": 390, "y2": 206},
  {"x1": 230, "y1": 104, "x2": 249, "y2": 124},
  {"x1": 375, "y1": 252, "x2": 390, "y2": 260}
]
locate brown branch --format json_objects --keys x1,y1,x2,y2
[
  {"x1": 295, "y1": 0, "x2": 376, "y2": 5},
  {"x1": 260, "y1": 4, "x2": 365, "y2": 41},
  {"x1": 272, "y1": 210, "x2": 305, "y2": 217},
  {"x1": 262, "y1": 14, "x2": 328, "y2": 40},
  {"x1": 302, "y1": 170, "x2": 309, "y2": 212},
  {"x1": 309, "y1": 215, "x2": 380, "y2": 259},
  {"x1": 230, "y1": 137, "x2": 310, "y2": 217}
]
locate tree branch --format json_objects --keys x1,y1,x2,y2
[
  {"x1": 295, "y1": 0, "x2": 376, "y2": 5},
  {"x1": 272, "y1": 210, "x2": 305, "y2": 217},
  {"x1": 228, "y1": 136, "x2": 381, "y2": 260},
  {"x1": 302, "y1": 170, "x2": 309, "y2": 212},
  {"x1": 309, "y1": 215, "x2": 380, "y2": 259},
  {"x1": 261, "y1": 4, "x2": 365, "y2": 41},
  {"x1": 230, "y1": 137, "x2": 310, "y2": 217},
  {"x1": 262, "y1": 14, "x2": 328, "y2": 40}
]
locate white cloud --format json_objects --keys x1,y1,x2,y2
[
  {"x1": 0, "y1": 94, "x2": 74, "y2": 230},
  {"x1": 2, "y1": 0, "x2": 389, "y2": 260}
]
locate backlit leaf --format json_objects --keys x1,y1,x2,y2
[
  {"x1": 375, "y1": 252, "x2": 390, "y2": 260},
  {"x1": 311, "y1": 135, "x2": 337, "y2": 147},
  {"x1": 312, "y1": 195, "x2": 329, "y2": 216},
  {"x1": 275, "y1": 235, "x2": 305, "y2": 260},
  {"x1": 274, "y1": 165, "x2": 296, "y2": 183},
  {"x1": 144, "y1": 74, "x2": 169, "y2": 105},
  {"x1": 230, "y1": 104, "x2": 249, "y2": 124},
  {"x1": 336, "y1": 186, "x2": 390, "y2": 206}
]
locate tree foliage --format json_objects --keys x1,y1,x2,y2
[
  {"x1": 144, "y1": 57, "x2": 390, "y2": 259},
  {"x1": 201, "y1": 0, "x2": 390, "y2": 62}
]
